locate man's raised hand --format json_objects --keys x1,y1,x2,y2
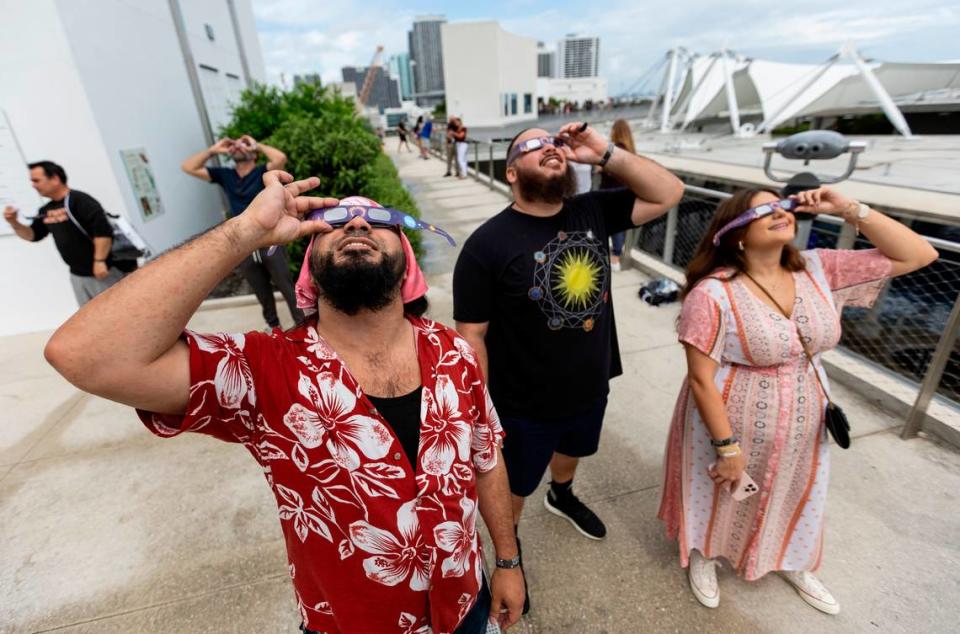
[
  {"x1": 236, "y1": 170, "x2": 337, "y2": 249},
  {"x1": 556, "y1": 121, "x2": 609, "y2": 165}
]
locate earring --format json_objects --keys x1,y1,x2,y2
[{"x1": 738, "y1": 240, "x2": 745, "y2": 251}]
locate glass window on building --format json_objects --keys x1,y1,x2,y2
[
  {"x1": 511, "y1": 93, "x2": 517, "y2": 115},
  {"x1": 524, "y1": 93, "x2": 532, "y2": 114},
  {"x1": 503, "y1": 94, "x2": 509, "y2": 116}
]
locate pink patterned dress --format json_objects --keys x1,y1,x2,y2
[{"x1": 658, "y1": 249, "x2": 891, "y2": 580}]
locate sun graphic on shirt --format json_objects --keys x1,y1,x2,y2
[{"x1": 552, "y1": 249, "x2": 602, "y2": 309}]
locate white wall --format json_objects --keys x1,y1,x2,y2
[
  {"x1": 0, "y1": 0, "x2": 115, "y2": 335},
  {"x1": 0, "y1": 0, "x2": 265, "y2": 336},
  {"x1": 442, "y1": 21, "x2": 537, "y2": 128}
]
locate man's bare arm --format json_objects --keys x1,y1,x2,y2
[
  {"x1": 44, "y1": 172, "x2": 335, "y2": 414},
  {"x1": 556, "y1": 122, "x2": 684, "y2": 226},
  {"x1": 604, "y1": 150, "x2": 685, "y2": 226},
  {"x1": 259, "y1": 143, "x2": 287, "y2": 171},
  {"x1": 181, "y1": 139, "x2": 233, "y2": 181},
  {"x1": 455, "y1": 321, "x2": 489, "y2": 381},
  {"x1": 477, "y1": 450, "x2": 524, "y2": 628}
]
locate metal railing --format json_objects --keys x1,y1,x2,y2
[
  {"x1": 626, "y1": 184, "x2": 960, "y2": 438},
  {"x1": 428, "y1": 128, "x2": 509, "y2": 192}
]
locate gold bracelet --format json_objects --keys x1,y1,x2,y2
[{"x1": 715, "y1": 444, "x2": 741, "y2": 458}]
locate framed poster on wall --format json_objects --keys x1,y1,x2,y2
[
  {"x1": 0, "y1": 110, "x2": 42, "y2": 235},
  {"x1": 120, "y1": 148, "x2": 164, "y2": 221}
]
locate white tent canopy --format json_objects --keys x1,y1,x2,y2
[{"x1": 664, "y1": 49, "x2": 960, "y2": 135}]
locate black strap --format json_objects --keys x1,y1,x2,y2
[{"x1": 740, "y1": 271, "x2": 834, "y2": 406}]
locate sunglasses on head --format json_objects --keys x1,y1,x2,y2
[
  {"x1": 507, "y1": 136, "x2": 565, "y2": 165},
  {"x1": 306, "y1": 205, "x2": 456, "y2": 246},
  {"x1": 712, "y1": 198, "x2": 799, "y2": 246}
]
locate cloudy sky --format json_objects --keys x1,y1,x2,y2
[{"x1": 252, "y1": 0, "x2": 960, "y2": 95}]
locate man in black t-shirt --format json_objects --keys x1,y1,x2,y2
[
  {"x1": 182, "y1": 135, "x2": 304, "y2": 329},
  {"x1": 453, "y1": 123, "x2": 682, "y2": 612},
  {"x1": 4, "y1": 161, "x2": 132, "y2": 306}
]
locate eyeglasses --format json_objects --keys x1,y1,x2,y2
[
  {"x1": 507, "y1": 136, "x2": 565, "y2": 165},
  {"x1": 306, "y1": 205, "x2": 456, "y2": 246},
  {"x1": 712, "y1": 198, "x2": 799, "y2": 246}
]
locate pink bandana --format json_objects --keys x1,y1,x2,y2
[{"x1": 295, "y1": 196, "x2": 428, "y2": 316}]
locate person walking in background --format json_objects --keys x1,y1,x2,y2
[
  {"x1": 3, "y1": 161, "x2": 134, "y2": 306},
  {"x1": 598, "y1": 119, "x2": 637, "y2": 271},
  {"x1": 396, "y1": 120, "x2": 412, "y2": 153},
  {"x1": 181, "y1": 135, "x2": 304, "y2": 330},
  {"x1": 445, "y1": 117, "x2": 461, "y2": 177},
  {"x1": 454, "y1": 123, "x2": 683, "y2": 613},
  {"x1": 453, "y1": 117, "x2": 469, "y2": 180},
  {"x1": 419, "y1": 114, "x2": 434, "y2": 160},
  {"x1": 413, "y1": 115, "x2": 424, "y2": 157},
  {"x1": 660, "y1": 187, "x2": 937, "y2": 614}
]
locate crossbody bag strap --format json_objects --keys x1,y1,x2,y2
[
  {"x1": 740, "y1": 271, "x2": 834, "y2": 406},
  {"x1": 62, "y1": 193, "x2": 92, "y2": 240}
]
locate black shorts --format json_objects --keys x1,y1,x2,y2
[{"x1": 500, "y1": 395, "x2": 608, "y2": 497}]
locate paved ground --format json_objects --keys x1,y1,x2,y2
[{"x1": 2, "y1": 148, "x2": 959, "y2": 633}]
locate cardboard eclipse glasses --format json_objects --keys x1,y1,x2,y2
[
  {"x1": 306, "y1": 205, "x2": 457, "y2": 246},
  {"x1": 712, "y1": 198, "x2": 799, "y2": 246}
]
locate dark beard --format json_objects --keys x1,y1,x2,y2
[
  {"x1": 515, "y1": 163, "x2": 577, "y2": 204},
  {"x1": 310, "y1": 247, "x2": 405, "y2": 316}
]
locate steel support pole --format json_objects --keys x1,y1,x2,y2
[
  {"x1": 488, "y1": 144, "x2": 494, "y2": 189},
  {"x1": 169, "y1": 0, "x2": 216, "y2": 147},
  {"x1": 902, "y1": 291, "x2": 960, "y2": 438},
  {"x1": 662, "y1": 207, "x2": 678, "y2": 265},
  {"x1": 473, "y1": 142, "x2": 479, "y2": 177}
]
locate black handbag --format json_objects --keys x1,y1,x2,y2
[
  {"x1": 64, "y1": 193, "x2": 146, "y2": 261},
  {"x1": 742, "y1": 271, "x2": 852, "y2": 449}
]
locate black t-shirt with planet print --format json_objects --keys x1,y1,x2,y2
[{"x1": 453, "y1": 187, "x2": 636, "y2": 420}]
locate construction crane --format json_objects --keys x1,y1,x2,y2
[{"x1": 357, "y1": 45, "x2": 385, "y2": 109}]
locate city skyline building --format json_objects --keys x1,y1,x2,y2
[
  {"x1": 293, "y1": 73, "x2": 321, "y2": 87},
  {"x1": 537, "y1": 41, "x2": 557, "y2": 78},
  {"x1": 408, "y1": 15, "x2": 446, "y2": 107},
  {"x1": 441, "y1": 20, "x2": 537, "y2": 127},
  {"x1": 387, "y1": 53, "x2": 414, "y2": 101},
  {"x1": 558, "y1": 34, "x2": 600, "y2": 78},
  {"x1": 341, "y1": 65, "x2": 401, "y2": 111}
]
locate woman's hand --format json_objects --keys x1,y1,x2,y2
[
  {"x1": 709, "y1": 450, "x2": 746, "y2": 491},
  {"x1": 790, "y1": 186, "x2": 857, "y2": 217}
]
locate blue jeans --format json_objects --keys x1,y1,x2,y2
[{"x1": 610, "y1": 231, "x2": 625, "y2": 257}]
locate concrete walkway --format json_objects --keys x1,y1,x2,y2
[{"x1": 1, "y1": 148, "x2": 959, "y2": 633}]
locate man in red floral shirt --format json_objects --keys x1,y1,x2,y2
[{"x1": 45, "y1": 171, "x2": 525, "y2": 633}]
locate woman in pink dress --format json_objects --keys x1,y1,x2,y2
[{"x1": 658, "y1": 186, "x2": 937, "y2": 614}]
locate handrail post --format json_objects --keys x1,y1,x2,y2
[
  {"x1": 902, "y1": 289, "x2": 960, "y2": 438},
  {"x1": 473, "y1": 142, "x2": 479, "y2": 178},
  {"x1": 662, "y1": 206, "x2": 678, "y2": 265},
  {"x1": 488, "y1": 144, "x2": 494, "y2": 189}
]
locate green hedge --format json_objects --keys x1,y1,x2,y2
[{"x1": 221, "y1": 83, "x2": 421, "y2": 273}]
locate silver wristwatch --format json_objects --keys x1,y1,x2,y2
[{"x1": 495, "y1": 554, "x2": 521, "y2": 569}]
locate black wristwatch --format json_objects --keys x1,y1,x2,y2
[
  {"x1": 495, "y1": 554, "x2": 521, "y2": 569},
  {"x1": 597, "y1": 142, "x2": 615, "y2": 168},
  {"x1": 711, "y1": 435, "x2": 739, "y2": 447}
]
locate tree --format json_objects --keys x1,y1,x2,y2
[{"x1": 221, "y1": 83, "x2": 422, "y2": 272}]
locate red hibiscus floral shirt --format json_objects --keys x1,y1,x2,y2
[{"x1": 137, "y1": 316, "x2": 504, "y2": 634}]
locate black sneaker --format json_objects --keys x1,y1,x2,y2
[
  {"x1": 516, "y1": 534, "x2": 530, "y2": 615},
  {"x1": 544, "y1": 486, "x2": 607, "y2": 540},
  {"x1": 443, "y1": 172, "x2": 451, "y2": 177}
]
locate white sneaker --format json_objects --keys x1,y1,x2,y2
[
  {"x1": 779, "y1": 571, "x2": 840, "y2": 615},
  {"x1": 688, "y1": 550, "x2": 720, "y2": 608}
]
